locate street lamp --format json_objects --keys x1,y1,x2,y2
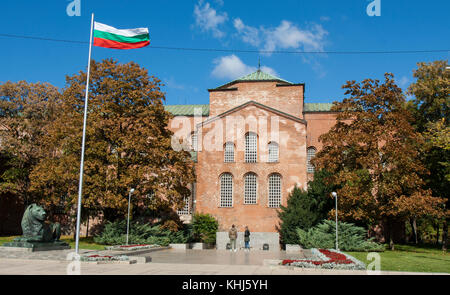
[
  {"x1": 332, "y1": 192, "x2": 339, "y2": 251},
  {"x1": 126, "y1": 188, "x2": 135, "y2": 245}
]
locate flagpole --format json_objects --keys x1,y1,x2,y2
[{"x1": 75, "y1": 12, "x2": 94, "y2": 255}]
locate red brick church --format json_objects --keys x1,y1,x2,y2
[{"x1": 166, "y1": 69, "x2": 338, "y2": 247}]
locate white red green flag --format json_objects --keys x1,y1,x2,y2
[{"x1": 93, "y1": 22, "x2": 150, "y2": 49}]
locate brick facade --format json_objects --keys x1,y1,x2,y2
[{"x1": 166, "y1": 70, "x2": 339, "y2": 234}]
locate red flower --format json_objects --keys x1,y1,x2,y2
[
  {"x1": 282, "y1": 249, "x2": 353, "y2": 266},
  {"x1": 88, "y1": 255, "x2": 113, "y2": 258},
  {"x1": 119, "y1": 244, "x2": 149, "y2": 248}
]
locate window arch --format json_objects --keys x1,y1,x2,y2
[
  {"x1": 307, "y1": 147, "x2": 316, "y2": 173},
  {"x1": 220, "y1": 173, "x2": 233, "y2": 207},
  {"x1": 268, "y1": 141, "x2": 279, "y2": 162},
  {"x1": 224, "y1": 142, "x2": 235, "y2": 163},
  {"x1": 177, "y1": 194, "x2": 191, "y2": 215},
  {"x1": 245, "y1": 132, "x2": 257, "y2": 163},
  {"x1": 268, "y1": 173, "x2": 281, "y2": 208},
  {"x1": 244, "y1": 172, "x2": 257, "y2": 204},
  {"x1": 190, "y1": 132, "x2": 198, "y2": 152}
]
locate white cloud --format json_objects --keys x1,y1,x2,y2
[
  {"x1": 398, "y1": 76, "x2": 410, "y2": 88},
  {"x1": 193, "y1": 1, "x2": 228, "y2": 38},
  {"x1": 233, "y1": 18, "x2": 260, "y2": 47},
  {"x1": 211, "y1": 54, "x2": 278, "y2": 80},
  {"x1": 234, "y1": 19, "x2": 328, "y2": 54}
]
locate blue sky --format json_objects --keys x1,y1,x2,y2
[{"x1": 0, "y1": 0, "x2": 449, "y2": 105}]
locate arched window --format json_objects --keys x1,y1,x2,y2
[
  {"x1": 268, "y1": 173, "x2": 281, "y2": 208},
  {"x1": 177, "y1": 196, "x2": 191, "y2": 215},
  {"x1": 307, "y1": 147, "x2": 316, "y2": 173},
  {"x1": 191, "y1": 132, "x2": 198, "y2": 151},
  {"x1": 224, "y1": 142, "x2": 234, "y2": 163},
  {"x1": 244, "y1": 173, "x2": 257, "y2": 204},
  {"x1": 245, "y1": 132, "x2": 257, "y2": 163},
  {"x1": 268, "y1": 142, "x2": 279, "y2": 162},
  {"x1": 220, "y1": 173, "x2": 233, "y2": 207}
]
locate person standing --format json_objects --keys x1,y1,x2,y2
[
  {"x1": 244, "y1": 226, "x2": 251, "y2": 251},
  {"x1": 229, "y1": 224, "x2": 238, "y2": 252}
]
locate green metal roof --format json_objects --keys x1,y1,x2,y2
[
  {"x1": 235, "y1": 70, "x2": 292, "y2": 83},
  {"x1": 214, "y1": 69, "x2": 292, "y2": 89},
  {"x1": 304, "y1": 103, "x2": 334, "y2": 112},
  {"x1": 164, "y1": 104, "x2": 209, "y2": 116},
  {"x1": 164, "y1": 103, "x2": 334, "y2": 116},
  {"x1": 190, "y1": 151, "x2": 197, "y2": 162}
]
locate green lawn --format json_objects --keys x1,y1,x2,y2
[
  {"x1": 0, "y1": 235, "x2": 105, "y2": 251},
  {"x1": 345, "y1": 244, "x2": 450, "y2": 273}
]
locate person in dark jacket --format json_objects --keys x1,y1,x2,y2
[
  {"x1": 244, "y1": 226, "x2": 250, "y2": 251},
  {"x1": 229, "y1": 224, "x2": 238, "y2": 252}
]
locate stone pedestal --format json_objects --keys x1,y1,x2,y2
[
  {"x1": 285, "y1": 244, "x2": 303, "y2": 252},
  {"x1": 216, "y1": 232, "x2": 280, "y2": 251},
  {"x1": 2, "y1": 240, "x2": 70, "y2": 252}
]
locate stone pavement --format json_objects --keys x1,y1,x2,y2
[
  {"x1": 0, "y1": 248, "x2": 95, "y2": 261},
  {"x1": 0, "y1": 248, "x2": 448, "y2": 275},
  {"x1": 0, "y1": 258, "x2": 446, "y2": 275}
]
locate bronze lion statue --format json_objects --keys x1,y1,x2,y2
[{"x1": 19, "y1": 203, "x2": 61, "y2": 242}]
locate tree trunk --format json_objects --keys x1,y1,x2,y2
[
  {"x1": 442, "y1": 219, "x2": 448, "y2": 252},
  {"x1": 412, "y1": 218, "x2": 418, "y2": 244},
  {"x1": 389, "y1": 221, "x2": 395, "y2": 250},
  {"x1": 86, "y1": 211, "x2": 90, "y2": 238},
  {"x1": 436, "y1": 221, "x2": 440, "y2": 245}
]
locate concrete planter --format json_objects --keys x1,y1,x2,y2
[
  {"x1": 189, "y1": 243, "x2": 215, "y2": 250},
  {"x1": 285, "y1": 244, "x2": 303, "y2": 252},
  {"x1": 169, "y1": 243, "x2": 189, "y2": 250},
  {"x1": 216, "y1": 232, "x2": 280, "y2": 251}
]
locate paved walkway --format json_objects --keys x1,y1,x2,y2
[
  {"x1": 141, "y1": 249, "x2": 312, "y2": 265},
  {"x1": 0, "y1": 258, "x2": 446, "y2": 275},
  {"x1": 0, "y1": 248, "x2": 448, "y2": 275}
]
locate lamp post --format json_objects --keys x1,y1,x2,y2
[
  {"x1": 332, "y1": 192, "x2": 339, "y2": 251},
  {"x1": 126, "y1": 188, "x2": 135, "y2": 245}
]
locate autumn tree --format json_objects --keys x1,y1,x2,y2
[
  {"x1": 407, "y1": 60, "x2": 449, "y2": 250},
  {"x1": 29, "y1": 59, "x2": 195, "y2": 229},
  {"x1": 312, "y1": 73, "x2": 444, "y2": 249},
  {"x1": 0, "y1": 81, "x2": 62, "y2": 206}
]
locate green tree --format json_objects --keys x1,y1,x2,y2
[
  {"x1": 191, "y1": 213, "x2": 219, "y2": 244},
  {"x1": 277, "y1": 173, "x2": 335, "y2": 245},
  {"x1": 0, "y1": 81, "x2": 62, "y2": 205},
  {"x1": 313, "y1": 73, "x2": 444, "y2": 250},
  {"x1": 29, "y1": 59, "x2": 195, "y2": 225},
  {"x1": 407, "y1": 60, "x2": 450, "y2": 251},
  {"x1": 297, "y1": 220, "x2": 385, "y2": 251}
]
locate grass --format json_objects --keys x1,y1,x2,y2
[
  {"x1": 0, "y1": 235, "x2": 105, "y2": 251},
  {"x1": 345, "y1": 244, "x2": 450, "y2": 273}
]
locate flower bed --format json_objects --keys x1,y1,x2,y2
[
  {"x1": 80, "y1": 254, "x2": 130, "y2": 262},
  {"x1": 105, "y1": 244, "x2": 161, "y2": 251},
  {"x1": 281, "y1": 248, "x2": 366, "y2": 270}
]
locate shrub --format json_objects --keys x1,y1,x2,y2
[
  {"x1": 278, "y1": 171, "x2": 335, "y2": 245},
  {"x1": 296, "y1": 220, "x2": 385, "y2": 252},
  {"x1": 278, "y1": 187, "x2": 317, "y2": 244},
  {"x1": 93, "y1": 220, "x2": 190, "y2": 246},
  {"x1": 191, "y1": 213, "x2": 219, "y2": 244}
]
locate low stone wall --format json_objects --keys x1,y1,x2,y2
[
  {"x1": 285, "y1": 244, "x2": 302, "y2": 252},
  {"x1": 216, "y1": 232, "x2": 280, "y2": 251}
]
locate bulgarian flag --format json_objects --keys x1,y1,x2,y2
[{"x1": 93, "y1": 22, "x2": 150, "y2": 50}]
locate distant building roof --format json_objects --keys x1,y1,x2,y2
[
  {"x1": 164, "y1": 104, "x2": 209, "y2": 116},
  {"x1": 164, "y1": 103, "x2": 334, "y2": 116},
  {"x1": 213, "y1": 69, "x2": 293, "y2": 90},
  {"x1": 303, "y1": 103, "x2": 334, "y2": 112}
]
